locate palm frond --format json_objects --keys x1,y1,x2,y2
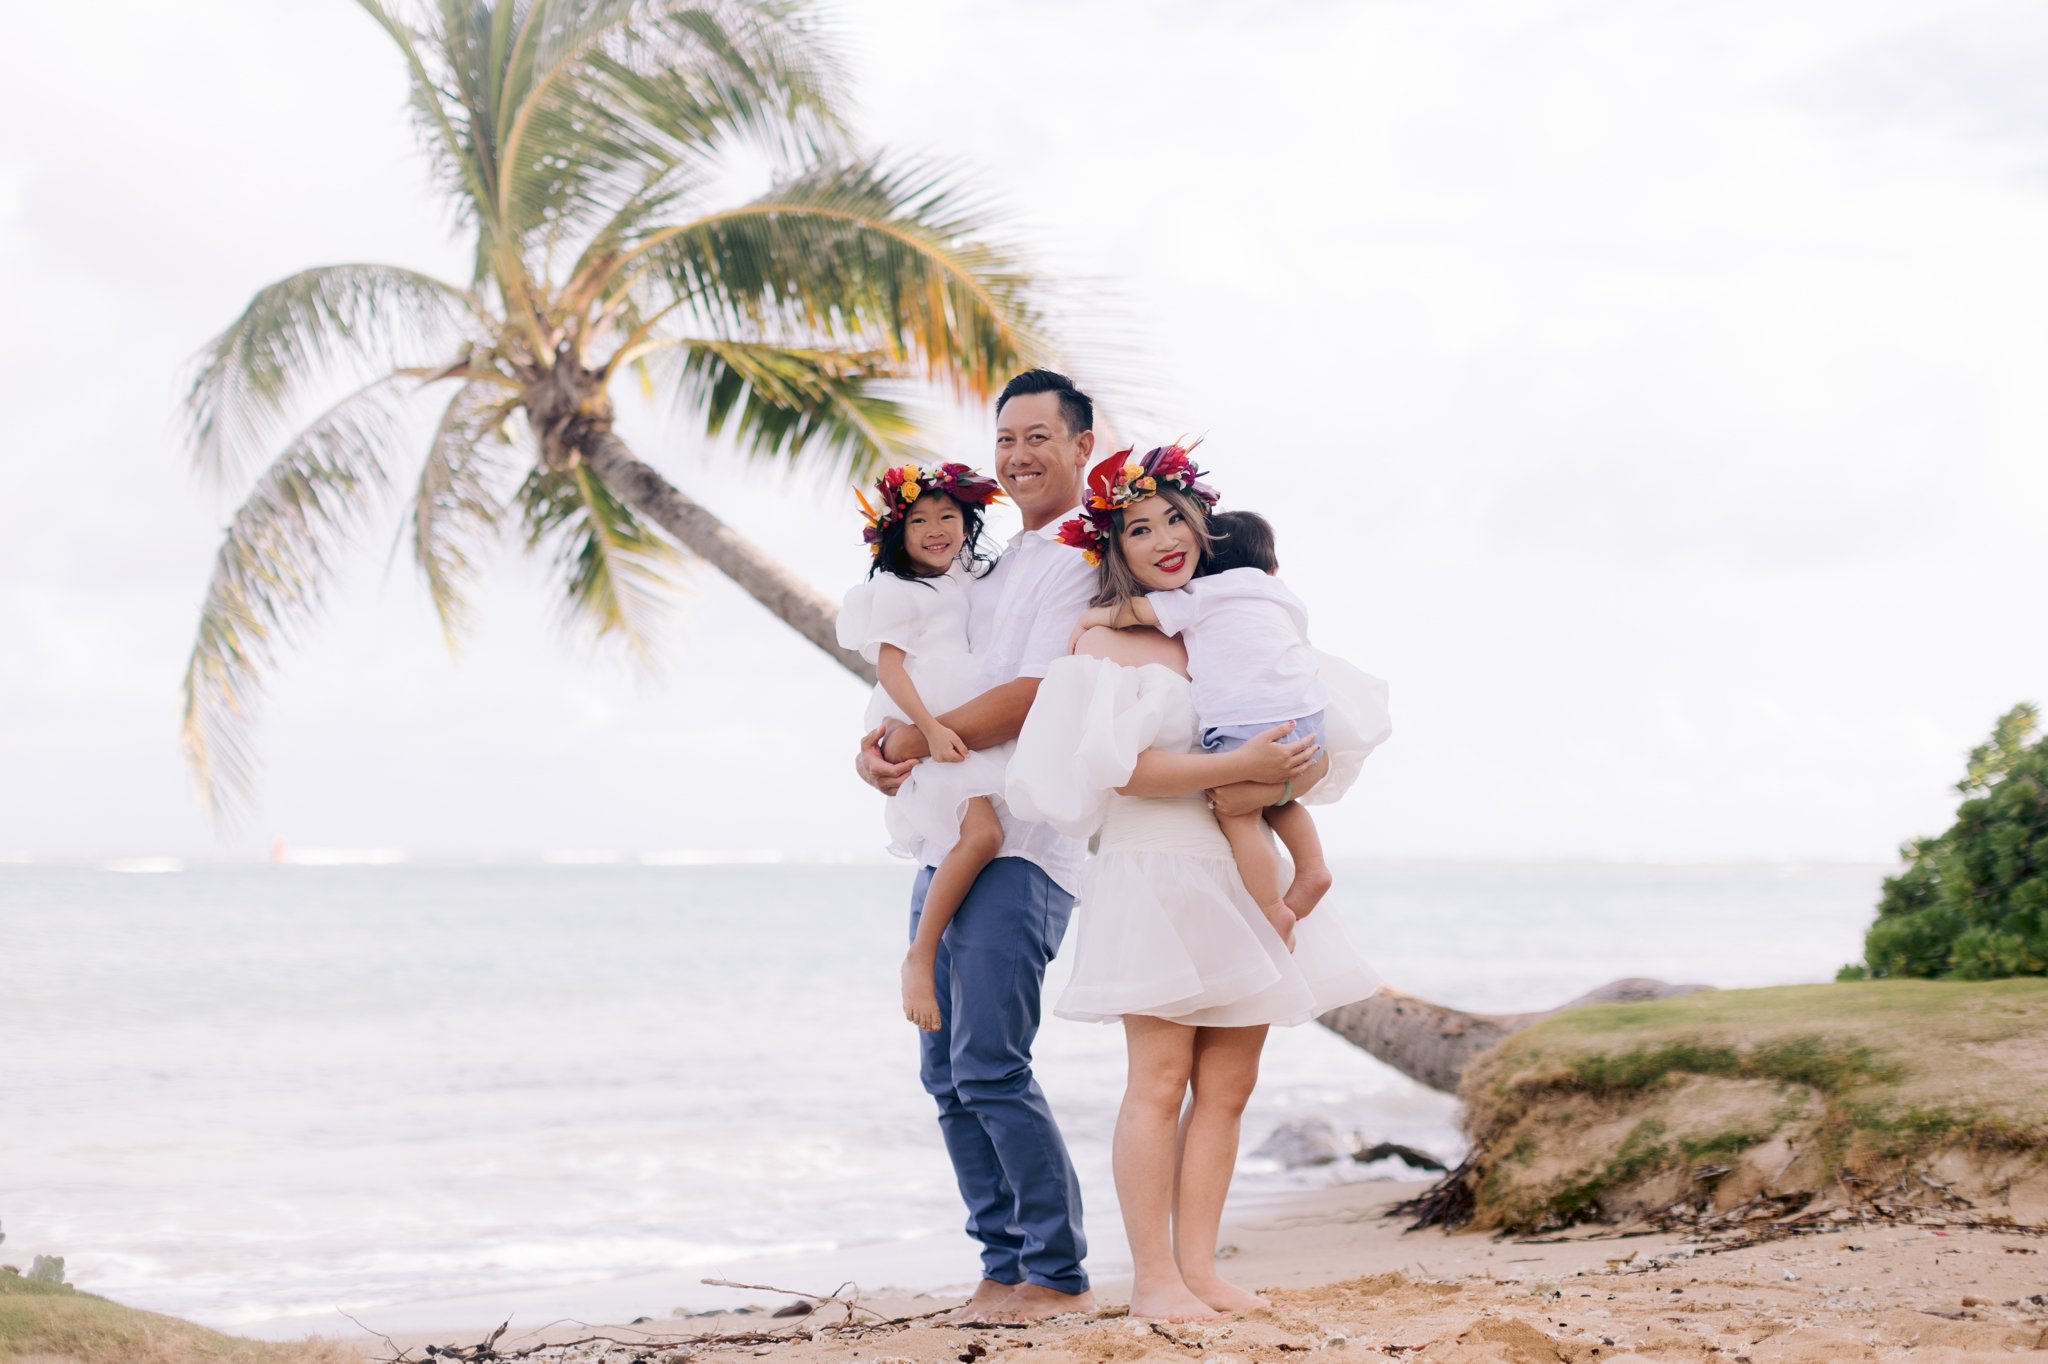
[
  {"x1": 561, "y1": 168, "x2": 710, "y2": 324},
  {"x1": 495, "y1": 0, "x2": 850, "y2": 244},
  {"x1": 413, "y1": 384, "x2": 526, "y2": 649},
  {"x1": 635, "y1": 338, "x2": 931, "y2": 482},
  {"x1": 517, "y1": 460, "x2": 680, "y2": 661},
  {"x1": 601, "y1": 156, "x2": 1054, "y2": 402},
  {"x1": 180, "y1": 378, "x2": 418, "y2": 817},
  {"x1": 353, "y1": 0, "x2": 501, "y2": 223},
  {"x1": 186, "y1": 263, "x2": 484, "y2": 485}
]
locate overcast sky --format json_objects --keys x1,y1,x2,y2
[{"x1": 3, "y1": 0, "x2": 2045, "y2": 865}]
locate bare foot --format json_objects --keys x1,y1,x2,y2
[
  {"x1": 1260, "y1": 900, "x2": 1298, "y2": 952},
  {"x1": 901, "y1": 953, "x2": 941, "y2": 1031},
  {"x1": 1126, "y1": 1281, "x2": 1227, "y2": 1322},
  {"x1": 937, "y1": 1278, "x2": 1018, "y2": 1324},
  {"x1": 1181, "y1": 1271, "x2": 1268, "y2": 1314},
  {"x1": 978, "y1": 1282, "x2": 1099, "y2": 1323},
  {"x1": 1282, "y1": 859, "x2": 1333, "y2": 920}
]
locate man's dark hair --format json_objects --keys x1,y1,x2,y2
[
  {"x1": 996, "y1": 368, "x2": 1093, "y2": 436},
  {"x1": 1204, "y1": 510, "x2": 1279, "y2": 575}
]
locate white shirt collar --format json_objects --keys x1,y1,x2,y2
[{"x1": 1013, "y1": 507, "x2": 1083, "y2": 547}]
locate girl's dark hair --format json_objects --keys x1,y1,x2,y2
[
  {"x1": 867, "y1": 492, "x2": 996, "y2": 585},
  {"x1": 1203, "y1": 510, "x2": 1278, "y2": 574}
]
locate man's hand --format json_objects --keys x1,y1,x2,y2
[
  {"x1": 856, "y1": 720, "x2": 919, "y2": 795},
  {"x1": 1206, "y1": 780, "x2": 1282, "y2": 819},
  {"x1": 1207, "y1": 746, "x2": 1330, "y2": 819}
]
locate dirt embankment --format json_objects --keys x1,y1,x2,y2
[{"x1": 1411, "y1": 979, "x2": 2048, "y2": 1236}]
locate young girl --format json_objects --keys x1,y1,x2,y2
[
  {"x1": 1066, "y1": 455, "x2": 1331, "y2": 950},
  {"x1": 836, "y1": 462, "x2": 1007, "y2": 1032}
]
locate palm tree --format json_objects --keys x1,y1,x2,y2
[
  {"x1": 176, "y1": 0, "x2": 1683, "y2": 1102},
  {"x1": 180, "y1": 0, "x2": 1054, "y2": 814}
]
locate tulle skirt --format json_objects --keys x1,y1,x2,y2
[
  {"x1": 864, "y1": 651, "x2": 1010, "y2": 862},
  {"x1": 1054, "y1": 792, "x2": 1379, "y2": 1028}
]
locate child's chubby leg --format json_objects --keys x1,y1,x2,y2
[
  {"x1": 1217, "y1": 809, "x2": 1296, "y2": 952},
  {"x1": 902, "y1": 796, "x2": 1003, "y2": 1031},
  {"x1": 1266, "y1": 748, "x2": 1333, "y2": 918},
  {"x1": 1267, "y1": 803, "x2": 1332, "y2": 919}
]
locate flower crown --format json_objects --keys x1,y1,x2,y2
[
  {"x1": 1054, "y1": 441, "x2": 1218, "y2": 565},
  {"x1": 855, "y1": 461, "x2": 1004, "y2": 554}
]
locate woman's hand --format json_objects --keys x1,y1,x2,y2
[
  {"x1": 1066, "y1": 605, "x2": 1119, "y2": 654},
  {"x1": 1227, "y1": 722, "x2": 1322, "y2": 786},
  {"x1": 923, "y1": 721, "x2": 970, "y2": 764}
]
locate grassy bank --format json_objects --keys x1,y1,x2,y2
[
  {"x1": 0, "y1": 1272, "x2": 351, "y2": 1364},
  {"x1": 1450, "y1": 978, "x2": 2048, "y2": 1232}
]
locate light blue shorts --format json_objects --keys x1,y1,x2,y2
[{"x1": 1200, "y1": 709, "x2": 1327, "y2": 754}]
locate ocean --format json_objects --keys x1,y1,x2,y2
[{"x1": 0, "y1": 860, "x2": 1885, "y2": 1331}]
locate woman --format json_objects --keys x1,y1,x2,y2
[{"x1": 1008, "y1": 447, "x2": 1388, "y2": 1321}]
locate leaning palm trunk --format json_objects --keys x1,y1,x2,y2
[
  {"x1": 582, "y1": 432, "x2": 875, "y2": 683},
  {"x1": 1315, "y1": 990, "x2": 1525, "y2": 1096},
  {"x1": 1319, "y1": 977, "x2": 1709, "y2": 1094}
]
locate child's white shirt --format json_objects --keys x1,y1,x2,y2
[
  {"x1": 1145, "y1": 567, "x2": 1330, "y2": 728},
  {"x1": 835, "y1": 560, "x2": 975, "y2": 666}
]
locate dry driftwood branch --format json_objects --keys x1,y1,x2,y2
[
  {"x1": 698, "y1": 1276, "x2": 917, "y2": 1326},
  {"x1": 370, "y1": 1275, "x2": 968, "y2": 1363}
]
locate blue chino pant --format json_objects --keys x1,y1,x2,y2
[{"x1": 910, "y1": 856, "x2": 1088, "y2": 1293}]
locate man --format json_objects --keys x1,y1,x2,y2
[{"x1": 856, "y1": 369, "x2": 1099, "y2": 1322}]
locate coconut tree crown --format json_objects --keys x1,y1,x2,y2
[{"x1": 181, "y1": 0, "x2": 1060, "y2": 818}]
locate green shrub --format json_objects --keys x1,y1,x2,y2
[{"x1": 1845, "y1": 704, "x2": 2048, "y2": 980}]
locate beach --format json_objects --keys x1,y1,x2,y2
[
  {"x1": 272, "y1": 1179, "x2": 2048, "y2": 1364},
  {"x1": 3, "y1": 860, "x2": 1887, "y2": 1333}
]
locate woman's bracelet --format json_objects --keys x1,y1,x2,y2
[{"x1": 1271, "y1": 780, "x2": 1294, "y2": 808}]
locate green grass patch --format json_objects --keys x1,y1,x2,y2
[
  {"x1": 1676, "y1": 1128, "x2": 1770, "y2": 1162},
  {"x1": 0, "y1": 1272, "x2": 349, "y2": 1364},
  {"x1": 1554, "y1": 1035, "x2": 1898, "y2": 1098}
]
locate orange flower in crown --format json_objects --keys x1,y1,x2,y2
[
  {"x1": 1055, "y1": 440, "x2": 1218, "y2": 565},
  {"x1": 855, "y1": 461, "x2": 1004, "y2": 553}
]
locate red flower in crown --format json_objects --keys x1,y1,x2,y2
[
  {"x1": 1055, "y1": 440, "x2": 1218, "y2": 566},
  {"x1": 855, "y1": 461, "x2": 1004, "y2": 553}
]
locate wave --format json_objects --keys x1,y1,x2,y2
[
  {"x1": 639, "y1": 849, "x2": 785, "y2": 866},
  {"x1": 101, "y1": 857, "x2": 184, "y2": 874},
  {"x1": 276, "y1": 848, "x2": 408, "y2": 867}
]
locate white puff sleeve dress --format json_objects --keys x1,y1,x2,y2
[
  {"x1": 1007, "y1": 654, "x2": 1388, "y2": 1028},
  {"x1": 837, "y1": 562, "x2": 1011, "y2": 861}
]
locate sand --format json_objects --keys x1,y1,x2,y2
[{"x1": 330, "y1": 1180, "x2": 2048, "y2": 1364}]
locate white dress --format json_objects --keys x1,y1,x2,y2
[
  {"x1": 837, "y1": 562, "x2": 1011, "y2": 861},
  {"x1": 1007, "y1": 653, "x2": 1392, "y2": 1028}
]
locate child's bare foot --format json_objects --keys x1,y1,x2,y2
[
  {"x1": 1282, "y1": 859, "x2": 1333, "y2": 919},
  {"x1": 1126, "y1": 1281, "x2": 1226, "y2": 1322},
  {"x1": 1260, "y1": 900, "x2": 1297, "y2": 952},
  {"x1": 1181, "y1": 1271, "x2": 1268, "y2": 1314},
  {"x1": 901, "y1": 955, "x2": 941, "y2": 1031}
]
